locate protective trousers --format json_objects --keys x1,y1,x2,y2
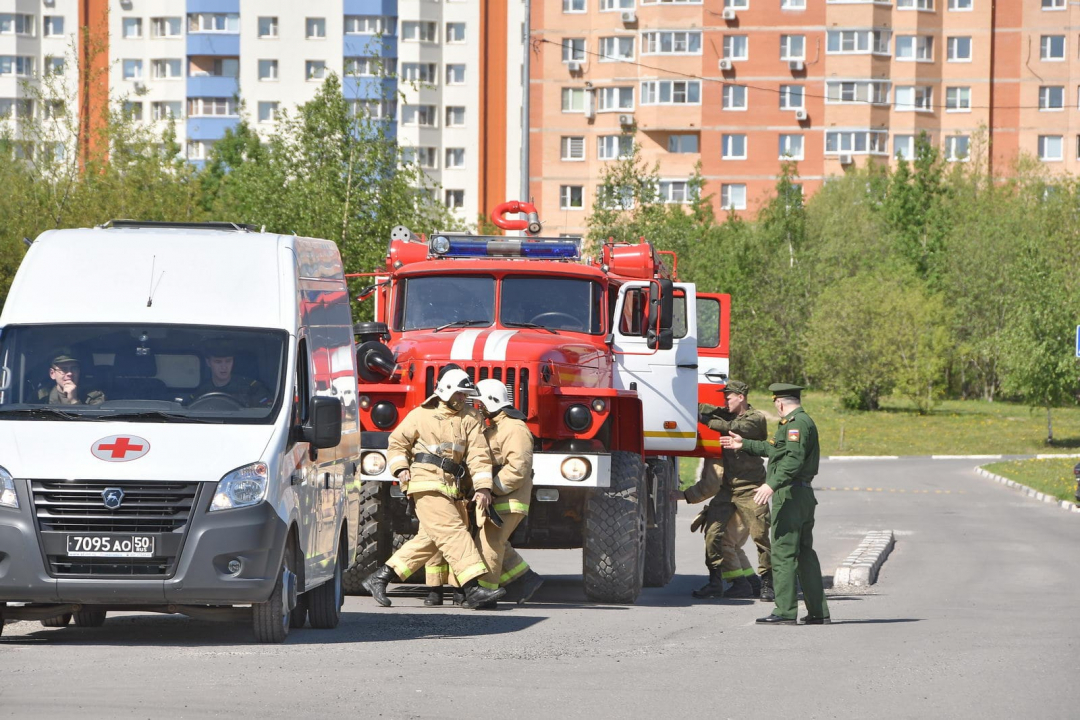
[
  {"x1": 477, "y1": 512, "x2": 529, "y2": 589},
  {"x1": 770, "y1": 485, "x2": 829, "y2": 620},
  {"x1": 704, "y1": 484, "x2": 772, "y2": 579},
  {"x1": 721, "y1": 514, "x2": 754, "y2": 580},
  {"x1": 387, "y1": 491, "x2": 488, "y2": 586}
]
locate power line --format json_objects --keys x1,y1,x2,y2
[{"x1": 538, "y1": 37, "x2": 1073, "y2": 113}]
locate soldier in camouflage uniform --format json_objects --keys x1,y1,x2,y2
[
  {"x1": 189, "y1": 340, "x2": 272, "y2": 407},
  {"x1": 40, "y1": 350, "x2": 105, "y2": 405}
]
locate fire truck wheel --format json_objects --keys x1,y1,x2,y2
[
  {"x1": 644, "y1": 457, "x2": 678, "y2": 588},
  {"x1": 343, "y1": 481, "x2": 410, "y2": 595},
  {"x1": 583, "y1": 450, "x2": 647, "y2": 604},
  {"x1": 41, "y1": 612, "x2": 72, "y2": 628}
]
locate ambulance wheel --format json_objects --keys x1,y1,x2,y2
[
  {"x1": 253, "y1": 538, "x2": 298, "y2": 644},
  {"x1": 41, "y1": 612, "x2": 72, "y2": 628},
  {"x1": 344, "y1": 481, "x2": 408, "y2": 595},
  {"x1": 583, "y1": 450, "x2": 647, "y2": 604},
  {"x1": 308, "y1": 532, "x2": 346, "y2": 630},
  {"x1": 644, "y1": 457, "x2": 677, "y2": 588},
  {"x1": 289, "y1": 596, "x2": 308, "y2": 629},
  {"x1": 73, "y1": 610, "x2": 107, "y2": 627}
]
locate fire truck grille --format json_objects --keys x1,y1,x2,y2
[{"x1": 426, "y1": 364, "x2": 530, "y2": 416}]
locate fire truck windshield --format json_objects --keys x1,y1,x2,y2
[
  {"x1": 501, "y1": 276, "x2": 604, "y2": 334},
  {"x1": 398, "y1": 275, "x2": 495, "y2": 331}
]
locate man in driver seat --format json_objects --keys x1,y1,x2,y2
[{"x1": 190, "y1": 340, "x2": 271, "y2": 407}]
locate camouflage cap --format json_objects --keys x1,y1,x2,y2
[
  {"x1": 50, "y1": 348, "x2": 79, "y2": 366},
  {"x1": 723, "y1": 380, "x2": 749, "y2": 396},
  {"x1": 769, "y1": 382, "x2": 803, "y2": 400}
]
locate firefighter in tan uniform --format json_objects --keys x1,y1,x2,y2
[{"x1": 362, "y1": 369, "x2": 506, "y2": 610}]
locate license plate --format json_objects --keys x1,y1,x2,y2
[{"x1": 66, "y1": 535, "x2": 155, "y2": 558}]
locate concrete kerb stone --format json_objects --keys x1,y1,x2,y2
[
  {"x1": 833, "y1": 530, "x2": 895, "y2": 588},
  {"x1": 975, "y1": 466, "x2": 1080, "y2": 515}
]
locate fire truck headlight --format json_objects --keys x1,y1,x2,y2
[
  {"x1": 371, "y1": 401, "x2": 399, "y2": 429},
  {"x1": 591, "y1": 398, "x2": 607, "y2": 413},
  {"x1": 431, "y1": 236, "x2": 452, "y2": 255},
  {"x1": 565, "y1": 404, "x2": 592, "y2": 432},
  {"x1": 561, "y1": 457, "x2": 592, "y2": 482},
  {"x1": 361, "y1": 452, "x2": 387, "y2": 476},
  {"x1": 0, "y1": 466, "x2": 18, "y2": 509}
]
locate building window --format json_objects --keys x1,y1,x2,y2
[
  {"x1": 948, "y1": 0, "x2": 972, "y2": 9},
  {"x1": 897, "y1": 0, "x2": 934, "y2": 9},
  {"x1": 402, "y1": 63, "x2": 437, "y2": 83},
  {"x1": 598, "y1": 135, "x2": 634, "y2": 160},
  {"x1": 188, "y1": 13, "x2": 239, "y2": 33},
  {"x1": 561, "y1": 136, "x2": 586, "y2": 161},
  {"x1": 780, "y1": 35, "x2": 806, "y2": 60},
  {"x1": 601, "y1": 0, "x2": 636, "y2": 9},
  {"x1": 563, "y1": 38, "x2": 586, "y2": 62},
  {"x1": 306, "y1": 18, "x2": 326, "y2": 39},
  {"x1": 945, "y1": 87, "x2": 971, "y2": 111},
  {"x1": 562, "y1": 88, "x2": 586, "y2": 112},
  {"x1": 306, "y1": 61, "x2": 327, "y2": 81},
  {"x1": 598, "y1": 87, "x2": 634, "y2": 111},
  {"x1": 779, "y1": 85, "x2": 804, "y2": 109},
  {"x1": 152, "y1": 17, "x2": 182, "y2": 38},
  {"x1": 641, "y1": 80, "x2": 701, "y2": 105},
  {"x1": 446, "y1": 106, "x2": 466, "y2": 126},
  {"x1": 723, "y1": 85, "x2": 747, "y2": 110},
  {"x1": 895, "y1": 86, "x2": 933, "y2": 111},
  {"x1": 446, "y1": 22, "x2": 466, "y2": 43},
  {"x1": 402, "y1": 147, "x2": 437, "y2": 168},
  {"x1": 642, "y1": 31, "x2": 702, "y2": 55},
  {"x1": 402, "y1": 21, "x2": 437, "y2": 42},
  {"x1": 445, "y1": 148, "x2": 466, "y2": 169},
  {"x1": 560, "y1": 185, "x2": 584, "y2": 209},
  {"x1": 151, "y1": 59, "x2": 182, "y2": 79},
  {"x1": 722, "y1": 134, "x2": 747, "y2": 159},
  {"x1": 445, "y1": 190, "x2": 465, "y2": 210},
  {"x1": 258, "y1": 17, "x2": 278, "y2": 38},
  {"x1": 188, "y1": 97, "x2": 238, "y2": 117},
  {"x1": 123, "y1": 101, "x2": 143, "y2": 121},
  {"x1": 0, "y1": 14, "x2": 35, "y2": 37},
  {"x1": 45, "y1": 57, "x2": 65, "y2": 76},
  {"x1": 721, "y1": 184, "x2": 747, "y2": 211},
  {"x1": 258, "y1": 60, "x2": 279, "y2": 81},
  {"x1": 779, "y1": 134, "x2": 804, "y2": 160},
  {"x1": 563, "y1": 0, "x2": 587, "y2": 13},
  {"x1": 1039, "y1": 135, "x2": 1064, "y2": 161},
  {"x1": 346, "y1": 57, "x2": 393, "y2": 77},
  {"x1": 722, "y1": 35, "x2": 748, "y2": 61},
  {"x1": 896, "y1": 36, "x2": 934, "y2": 61},
  {"x1": 121, "y1": 59, "x2": 142, "y2": 80},
  {"x1": 894, "y1": 135, "x2": 915, "y2": 159},
  {"x1": 668, "y1": 134, "x2": 699, "y2": 153},
  {"x1": 446, "y1": 64, "x2": 466, "y2": 85},
  {"x1": 43, "y1": 16, "x2": 64, "y2": 37},
  {"x1": 187, "y1": 141, "x2": 215, "y2": 161},
  {"x1": 352, "y1": 99, "x2": 396, "y2": 120},
  {"x1": 825, "y1": 130, "x2": 888, "y2": 154},
  {"x1": 944, "y1": 135, "x2": 970, "y2": 161},
  {"x1": 401, "y1": 105, "x2": 437, "y2": 126},
  {"x1": 827, "y1": 30, "x2": 891, "y2": 55},
  {"x1": 782, "y1": 0, "x2": 807, "y2": 8},
  {"x1": 122, "y1": 18, "x2": 142, "y2": 38},
  {"x1": 257, "y1": 102, "x2": 279, "y2": 123},
  {"x1": 826, "y1": 80, "x2": 889, "y2": 104},
  {"x1": 599, "y1": 37, "x2": 635, "y2": 61},
  {"x1": 1041, "y1": 36, "x2": 1066, "y2": 61},
  {"x1": 1043, "y1": 0, "x2": 1066, "y2": 9},
  {"x1": 725, "y1": 0, "x2": 750, "y2": 8},
  {"x1": 947, "y1": 37, "x2": 972, "y2": 61},
  {"x1": 151, "y1": 101, "x2": 181, "y2": 120},
  {"x1": 345, "y1": 16, "x2": 393, "y2": 34},
  {"x1": 659, "y1": 180, "x2": 689, "y2": 204},
  {"x1": 1040, "y1": 86, "x2": 1064, "y2": 110}
]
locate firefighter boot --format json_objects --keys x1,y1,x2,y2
[
  {"x1": 747, "y1": 573, "x2": 762, "y2": 598},
  {"x1": 691, "y1": 568, "x2": 728, "y2": 599},
  {"x1": 460, "y1": 580, "x2": 506, "y2": 610},
  {"x1": 424, "y1": 589, "x2": 443, "y2": 607},
  {"x1": 760, "y1": 572, "x2": 775, "y2": 603},
  {"x1": 362, "y1": 565, "x2": 398, "y2": 607},
  {"x1": 725, "y1": 575, "x2": 755, "y2": 599},
  {"x1": 502, "y1": 570, "x2": 545, "y2": 605},
  {"x1": 452, "y1": 588, "x2": 466, "y2": 606}
]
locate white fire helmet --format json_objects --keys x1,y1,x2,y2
[
  {"x1": 434, "y1": 368, "x2": 479, "y2": 402},
  {"x1": 475, "y1": 379, "x2": 513, "y2": 414}
]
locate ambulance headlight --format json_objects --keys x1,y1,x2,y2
[
  {"x1": 361, "y1": 452, "x2": 387, "y2": 476},
  {"x1": 560, "y1": 457, "x2": 591, "y2": 482},
  {"x1": 0, "y1": 466, "x2": 17, "y2": 509},
  {"x1": 210, "y1": 462, "x2": 269, "y2": 511}
]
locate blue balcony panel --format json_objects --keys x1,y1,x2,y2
[
  {"x1": 187, "y1": 33, "x2": 240, "y2": 57},
  {"x1": 187, "y1": 75, "x2": 239, "y2": 97},
  {"x1": 343, "y1": 76, "x2": 397, "y2": 100},
  {"x1": 344, "y1": 34, "x2": 396, "y2": 58},
  {"x1": 187, "y1": 117, "x2": 239, "y2": 141},
  {"x1": 344, "y1": 0, "x2": 397, "y2": 15},
  {"x1": 188, "y1": 0, "x2": 240, "y2": 13}
]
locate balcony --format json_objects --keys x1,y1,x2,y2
[
  {"x1": 345, "y1": 34, "x2": 396, "y2": 58},
  {"x1": 186, "y1": 117, "x2": 238, "y2": 141},
  {"x1": 344, "y1": 0, "x2": 398, "y2": 14},
  {"x1": 343, "y1": 76, "x2": 397, "y2": 100},
  {"x1": 187, "y1": 0, "x2": 239, "y2": 12},
  {"x1": 187, "y1": 75, "x2": 238, "y2": 97},
  {"x1": 187, "y1": 33, "x2": 240, "y2": 57}
]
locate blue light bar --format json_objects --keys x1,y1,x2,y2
[{"x1": 430, "y1": 236, "x2": 581, "y2": 260}]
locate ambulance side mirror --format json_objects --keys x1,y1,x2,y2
[
  {"x1": 647, "y1": 279, "x2": 674, "y2": 351},
  {"x1": 303, "y1": 395, "x2": 343, "y2": 449}
]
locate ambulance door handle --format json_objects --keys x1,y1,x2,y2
[{"x1": 324, "y1": 473, "x2": 331, "y2": 489}]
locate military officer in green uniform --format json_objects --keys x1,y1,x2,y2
[
  {"x1": 677, "y1": 380, "x2": 772, "y2": 601},
  {"x1": 39, "y1": 350, "x2": 105, "y2": 405},
  {"x1": 721, "y1": 383, "x2": 830, "y2": 626},
  {"x1": 189, "y1": 341, "x2": 272, "y2": 407}
]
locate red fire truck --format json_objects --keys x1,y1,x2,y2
[{"x1": 344, "y1": 202, "x2": 730, "y2": 603}]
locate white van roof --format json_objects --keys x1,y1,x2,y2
[{"x1": 0, "y1": 225, "x2": 344, "y2": 330}]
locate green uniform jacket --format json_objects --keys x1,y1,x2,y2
[
  {"x1": 741, "y1": 406, "x2": 820, "y2": 491},
  {"x1": 190, "y1": 375, "x2": 272, "y2": 407},
  {"x1": 684, "y1": 404, "x2": 767, "y2": 503}
]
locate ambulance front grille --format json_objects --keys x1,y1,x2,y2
[
  {"x1": 426, "y1": 364, "x2": 530, "y2": 417},
  {"x1": 31, "y1": 479, "x2": 200, "y2": 533}
]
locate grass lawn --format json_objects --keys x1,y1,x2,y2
[{"x1": 981, "y1": 458, "x2": 1079, "y2": 503}]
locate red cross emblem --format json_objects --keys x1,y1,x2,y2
[{"x1": 92, "y1": 435, "x2": 150, "y2": 462}]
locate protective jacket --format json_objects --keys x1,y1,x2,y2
[
  {"x1": 387, "y1": 398, "x2": 493, "y2": 499},
  {"x1": 485, "y1": 409, "x2": 533, "y2": 515},
  {"x1": 685, "y1": 404, "x2": 767, "y2": 503}
]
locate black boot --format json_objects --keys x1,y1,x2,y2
[
  {"x1": 451, "y1": 588, "x2": 466, "y2": 606},
  {"x1": 460, "y1": 580, "x2": 506, "y2": 610},
  {"x1": 424, "y1": 589, "x2": 443, "y2": 607},
  {"x1": 691, "y1": 568, "x2": 728, "y2": 599},
  {"x1": 725, "y1": 576, "x2": 754, "y2": 599},
  {"x1": 362, "y1": 564, "x2": 398, "y2": 607},
  {"x1": 747, "y1": 573, "x2": 762, "y2": 597},
  {"x1": 760, "y1": 572, "x2": 775, "y2": 602},
  {"x1": 502, "y1": 570, "x2": 545, "y2": 605}
]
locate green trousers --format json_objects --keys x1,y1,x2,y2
[
  {"x1": 770, "y1": 485, "x2": 829, "y2": 620},
  {"x1": 704, "y1": 484, "x2": 771, "y2": 579}
]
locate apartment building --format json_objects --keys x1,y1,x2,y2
[{"x1": 530, "y1": 0, "x2": 1080, "y2": 231}]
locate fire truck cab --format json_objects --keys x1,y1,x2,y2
[{"x1": 347, "y1": 213, "x2": 729, "y2": 603}]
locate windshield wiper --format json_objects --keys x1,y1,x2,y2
[
  {"x1": 0, "y1": 407, "x2": 95, "y2": 421},
  {"x1": 433, "y1": 320, "x2": 491, "y2": 332},
  {"x1": 503, "y1": 321, "x2": 559, "y2": 334},
  {"x1": 107, "y1": 411, "x2": 225, "y2": 424}
]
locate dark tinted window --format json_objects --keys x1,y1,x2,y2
[{"x1": 397, "y1": 275, "x2": 495, "y2": 331}]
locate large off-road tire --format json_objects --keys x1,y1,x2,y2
[
  {"x1": 308, "y1": 532, "x2": 346, "y2": 630},
  {"x1": 41, "y1": 612, "x2": 72, "y2": 628},
  {"x1": 343, "y1": 481, "x2": 409, "y2": 595},
  {"x1": 72, "y1": 610, "x2": 106, "y2": 627},
  {"x1": 583, "y1": 450, "x2": 647, "y2": 604},
  {"x1": 644, "y1": 457, "x2": 678, "y2": 588},
  {"x1": 253, "y1": 538, "x2": 297, "y2": 644}
]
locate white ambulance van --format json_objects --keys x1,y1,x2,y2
[{"x1": 0, "y1": 221, "x2": 361, "y2": 643}]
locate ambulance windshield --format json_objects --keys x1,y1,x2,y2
[{"x1": 0, "y1": 324, "x2": 287, "y2": 424}]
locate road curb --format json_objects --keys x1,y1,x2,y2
[
  {"x1": 833, "y1": 530, "x2": 894, "y2": 587},
  {"x1": 825, "y1": 456, "x2": 899, "y2": 461},
  {"x1": 975, "y1": 466, "x2": 1080, "y2": 515},
  {"x1": 932, "y1": 454, "x2": 1003, "y2": 460}
]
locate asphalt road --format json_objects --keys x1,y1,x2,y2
[{"x1": 3, "y1": 458, "x2": 1080, "y2": 719}]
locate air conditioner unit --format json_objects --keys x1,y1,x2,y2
[
  {"x1": 722, "y1": 8, "x2": 737, "y2": 20},
  {"x1": 618, "y1": 114, "x2": 634, "y2": 126},
  {"x1": 567, "y1": 60, "x2": 582, "y2": 72},
  {"x1": 838, "y1": 153, "x2": 854, "y2": 166},
  {"x1": 718, "y1": 58, "x2": 733, "y2": 71},
  {"x1": 794, "y1": 108, "x2": 808, "y2": 121},
  {"x1": 788, "y1": 60, "x2": 805, "y2": 72},
  {"x1": 621, "y1": 11, "x2": 637, "y2": 24}
]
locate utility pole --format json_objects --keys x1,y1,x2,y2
[{"x1": 520, "y1": 0, "x2": 531, "y2": 203}]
